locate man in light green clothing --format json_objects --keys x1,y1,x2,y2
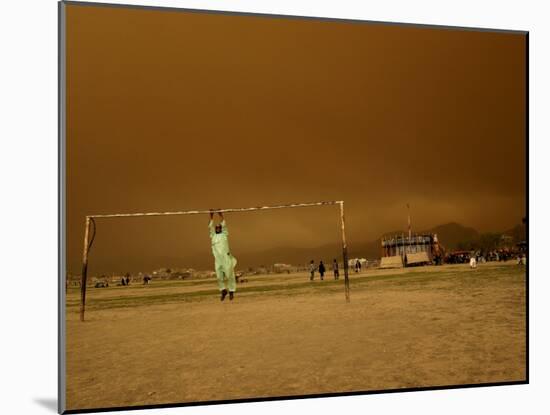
[{"x1": 209, "y1": 210, "x2": 238, "y2": 301}]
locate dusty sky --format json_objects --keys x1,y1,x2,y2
[{"x1": 65, "y1": 4, "x2": 526, "y2": 274}]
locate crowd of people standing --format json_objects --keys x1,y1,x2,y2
[
  {"x1": 445, "y1": 248, "x2": 527, "y2": 265},
  {"x1": 309, "y1": 259, "x2": 341, "y2": 281}
]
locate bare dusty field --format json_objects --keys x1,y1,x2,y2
[{"x1": 65, "y1": 262, "x2": 526, "y2": 411}]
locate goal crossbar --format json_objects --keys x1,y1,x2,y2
[
  {"x1": 87, "y1": 200, "x2": 344, "y2": 219},
  {"x1": 78, "y1": 200, "x2": 350, "y2": 321}
]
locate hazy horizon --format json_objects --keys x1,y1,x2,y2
[{"x1": 69, "y1": 218, "x2": 523, "y2": 275}]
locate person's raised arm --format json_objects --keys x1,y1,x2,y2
[
  {"x1": 208, "y1": 210, "x2": 215, "y2": 235},
  {"x1": 218, "y1": 212, "x2": 228, "y2": 235}
]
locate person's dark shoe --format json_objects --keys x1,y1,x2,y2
[
  {"x1": 229, "y1": 291, "x2": 234, "y2": 301},
  {"x1": 220, "y1": 289, "x2": 228, "y2": 301}
]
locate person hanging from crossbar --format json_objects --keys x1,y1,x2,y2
[{"x1": 208, "y1": 210, "x2": 238, "y2": 301}]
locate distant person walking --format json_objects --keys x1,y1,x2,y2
[
  {"x1": 355, "y1": 259, "x2": 361, "y2": 273},
  {"x1": 469, "y1": 255, "x2": 477, "y2": 269},
  {"x1": 309, "y1": 260, "x2": 316, "y2": 281},
  {"x1": 332, "y1": 259, "x2": 339, "y2": 280},
  {"x1": 319, "y1": 261, "x2": 326, "y2": 280}
]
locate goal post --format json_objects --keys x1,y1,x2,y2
[{"x1": 78, "y1": 200, "x2": 350, "y2": 321}]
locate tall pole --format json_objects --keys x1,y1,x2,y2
[
  {"x1": 339, "y1": 201, "x2": 350, "y2": 302},
  {"x1": 401, "y1": 233, "x2": 405, "y2": 264},
  {"x1": 407, "y1": 203, "x2": 412, "y2": 240},
  {"x1": 80, "y1": 216, "x2": 91, "y2": 322}
]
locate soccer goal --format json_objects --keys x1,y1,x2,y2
[{"x1": 77, "y1": 200, "x2": 351, "y2": 321}]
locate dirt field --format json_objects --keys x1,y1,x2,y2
[{"x1": 65, "y1": 262, "x2": 526, "y2": 411}]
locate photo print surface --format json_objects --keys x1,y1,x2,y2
[{"x1": 60, "y1": 1, "x2": 527, "y2": 412}]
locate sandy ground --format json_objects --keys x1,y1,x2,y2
[{"x1": 65, "y1": 262, "x2": 526, "y2": 410}]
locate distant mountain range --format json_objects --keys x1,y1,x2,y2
[
  {"x1": 87, "y1": 222, "x2": 525, "y2": 274},
  {"x1": 237, "y1": 222, "x2": 525, "y2": 268},
  {"x1": 235, "y1": 222, "x2": 481, "y2": 267}
]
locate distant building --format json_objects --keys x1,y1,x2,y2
[
  {"x1": 380, "y1": 233, "x2": 444, "y2": 268},
  {"x1": 152, "y1": 268, "x2": 195, "y2": 279},
  {"x1": 273, "y1": 263, "x2": 295, "y2": 273},
  {"x1": 348, "y1": 258, "x2": 368, "y2": 268}
]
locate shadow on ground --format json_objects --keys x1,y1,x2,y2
[{"x1": 34, "y1": 398, "x2": 57, "y2": 413}]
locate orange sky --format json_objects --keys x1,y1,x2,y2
[{"x1": 65, "y1": 3, "x2": 526, "y2": 274}]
